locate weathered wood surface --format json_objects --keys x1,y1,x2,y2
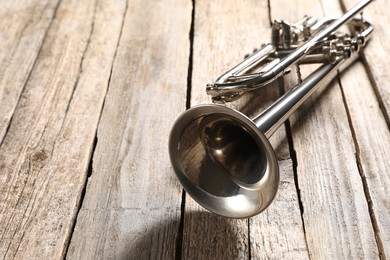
[
  {"x1": 0, "y1": 0, "x2": 60, "y2": 143},
  {"x1": 0, "y1": 0, "x2": 127, "y2": 258},
  {"x1": 66, "y1": 0, "x2": 192, "y2": 259},
  {"x1": 0, "y1": 0, "x2": 388, "y2": 259},
  {"x1": 341, "y1": 1, "x2": 390, "y2": 257}
]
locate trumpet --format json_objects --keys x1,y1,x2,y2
[{"x1": 169, "y1": 0, "x2": 374, "y2": 218}]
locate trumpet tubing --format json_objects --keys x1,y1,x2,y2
[{"x1": 169, "y1": 0, "x2": 374, "y2": 218}]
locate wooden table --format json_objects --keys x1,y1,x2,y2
[{"x1": 0, "y1": 0, "x2": 389, "y2": 259}]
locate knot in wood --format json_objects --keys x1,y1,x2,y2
[{"x1": 30, "y1": 150, "x2": 48, "y2": 162}]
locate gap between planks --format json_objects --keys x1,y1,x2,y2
[
  {"x1": 0, "y1": 0, "x2": 62, "y2": 146},
  {"x1": 175, "y1": 0, "x2": 196, "y2": 258},
  {"x1": 63, "y1": 0, "x2": 130, "y2": 257},
  {"x1": 338, "y1": 72, "x2": 386, "y2": 259}
]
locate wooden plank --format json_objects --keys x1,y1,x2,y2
[
  {"x1": 341, "y1": 0, "x2": 390, "y2": 122},
  {"x1": 291, "y1": 76, "x2": 378, "y2": 259},
  {"x1": 249, "y1": 160, "x2": 309, "y2": 259},
  {"x1": 66, "y1": 0, "x2": 192, "y2": 259},
  {"x1": 339, "y1": 58, "x2": 390, "y2": 258},
  {"x1": 182, "y1": 209, "x2": 249, "y2": 259},
  {"x1": 270, "y1": 0, "x2": 380, "y2": 258},
  {"x1": 0, "y1": 0, "x2": 126, "y2": 258},
  {"x1": 340, "y1": 2, "x2": 390, "y2": 255},
  {"x1": 182, "y1": 0, "x2": 307, "y2": 258},
  {"x1": 0, "y1": 0, "x2": 60, "y2": 143}
]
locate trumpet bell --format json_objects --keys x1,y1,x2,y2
[{"x1": 169, "y1": 105, "x2": 279, "y2": 218}]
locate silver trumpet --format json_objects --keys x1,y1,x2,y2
[{"x1": 169, "y1": 0, "x2": 374, "y2": 218}]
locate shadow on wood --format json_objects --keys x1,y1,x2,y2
[
  {"x1": 182, "y1": 211, "x2": 249, "y2": 259},
  {"x1": 119, "y1": 211, "x2": 242, "y2": 260},
  {"x1": 117, "y1": 216, "x2": 179, "y2": 260}
]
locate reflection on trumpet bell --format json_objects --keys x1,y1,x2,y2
[
  {"x1": 169, "y1": 0, "x2": 374, "y2": 218},
  {"x1": 199, "y1": 114, "x2": 268, "y2": 189},
  {"x1": 169, "y1": 105, "x2": 279, "y2": 218}
]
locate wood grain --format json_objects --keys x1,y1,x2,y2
[
  {"x1": 291, "y1": 75, "x2": 378, "y2": 259},
  {"x1": 0, "y1": 0, "x2": 126, "y2": 258},
  {"x1": 0, "y1": 0, "x2": 60, "y2": 143},
  {"x1": 66, "y1": 0, "x2": 192, "y2": 259},
  {"x1": 183, "y1": 0, "x2": 307, "y2": 259},
  {"x1": 250, "y1": 160, "x2": 308, "y2": 259},
  {"x1": 339, "y1": 58, "x2": 390, "y2": 258},
  {"x1": 270, "y1": 0, "x2": 380, "y2": 258},
  {"x1": 340, "y1": 2, "x2": 390, "y2": 256}
]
